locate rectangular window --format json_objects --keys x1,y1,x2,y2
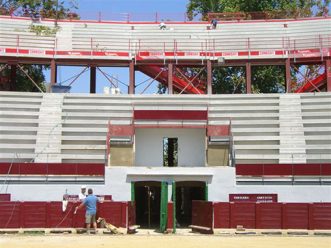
[{"x1": 163, "y1": 137, "x2": 178, "y2": 167}]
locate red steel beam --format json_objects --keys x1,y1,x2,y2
[{"x1": 327, "y1": 59, "x2": 331, "y2": 92}]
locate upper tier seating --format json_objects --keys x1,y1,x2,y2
[{"x1": 0, "y1": 17, "x2": 330, "y2": 59}]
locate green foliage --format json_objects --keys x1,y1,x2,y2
[
  {"x1": 0, "y1": 64, "x2": 46, "y2": 92},
  {"x1": 212, "y1": 66, "x2": 246, "y2": 94},
  {"x1": 29, "y1": 24, "x2": 60, "y2": 36},
  {"x1": 0, "y1": 1, "x2": 78, "y2": 92},
  {"x1": 187, "y1": 0, "x2": 330, "y2": 20},
  {"x1": 251, "y1": 65, "x2": 285, "y2": 93},
  {"x1": 0, "y1": 0, "x2": 78, "y2": 19}
]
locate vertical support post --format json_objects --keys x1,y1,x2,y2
[
  {"x1": 246, "y1": 62, "x2": 251, "y2": 94},
  {"x1": 205, "y1": 182, "x2": 208, "y2": 201},
  {"x1": 10, "y1": 64, "x2": 17, "y2": 91},
  {"x1": 285, "y1": 58, "x2": 291, "y2": 93},
  {"x1": 131, "y1": 182, "x2": 135, "y2": 204},
  {"x1": 168, "y1": 63, "x2": 173, "y2": 94},
  {"x1": 326, "y1": 59, "x2": 331, "y2": 92},
  {"x1": 207, "y1": 60, "x2": 212, "y2": 94},
  {"x1": 160, "y1": 182, "x2": 168, "y2": 233},
  {"x1": 90, "y1": 66, "x2": 96, "y2": 93},
  {"x1": 172, "y1": 181, "x2": 176, "y2": 233},
  {"x1": 129, "y1": 61, "x2": 135, "y2": 94},
  {"x1": 50, "y1": 59, "x2": 57, "y2": 89}
]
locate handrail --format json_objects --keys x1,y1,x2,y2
[{"x1": 2, "y1": 33, "x2": 330, "y2": 54}]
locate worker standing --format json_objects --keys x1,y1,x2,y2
[{"x1": 75, "y1": 188, "x2": 100, "y2": 234}]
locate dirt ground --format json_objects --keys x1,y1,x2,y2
[{"x1": 0, "y1": 235, "x2": 330, "y2": 248}]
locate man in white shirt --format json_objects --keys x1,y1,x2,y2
[{"x1": 79, "y1": 185, "x2": 87, "y2": 200}]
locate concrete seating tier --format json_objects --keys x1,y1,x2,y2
[{"x1": 0, "y1": 91, "x2": 330, "y2": 165}]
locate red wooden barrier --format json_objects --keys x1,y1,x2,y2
[
  {"x1": 309, "y1": 203, "x2": 331, "y2": 230},
  {"x1": 192, "y1": 200, "x2": 214, "y2": 229},
  {"x1": 22, "y1": 202, "x2": 47, "y2": 228},
  {"x1": 230, "y1": 202, "x2": 255, "y2": 228},
  {"x1": 127, "y1": 201, "x2": 136, "y2": 227},
  {"x1": 213, "y1": 202, "x2": 230, "y2": 228},
  {"x1": 1, "y1": 201, "x2": 331, "y2": 230},
  {"x1": 0, "y1": 201, "x2": 20, "y2": 228},
  {"x1": 98, "y1": 202, "x2": 127, "y2": 228},
  {"x1": 256, "y1": 203, "x2": 282, "y2": 229},
  {"x1": 48, "y1": 202, "x2": 75, "y2": 228},
  {"x1": 282, "y1": 203, "x2": 309, "y2": 229}
]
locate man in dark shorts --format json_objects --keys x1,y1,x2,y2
[{"x1": 75, "y1": 188, "x2": 99, "y2": 234}]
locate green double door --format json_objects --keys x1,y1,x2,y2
[{"x1": 132, "y1": 181, "x2": 207, "y2": 233}]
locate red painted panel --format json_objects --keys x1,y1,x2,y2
[
  {"x1": 236, "y1": 164, "x2": 330, "y2": 176},
  {"x1": 22, "y1": 202, "x2": 47, "y2": 228},
  {"x1": 0, "y1": 163, "x2": 21, "y2": 174},
  {"x1": 72, "y1": 202, "x2": 85, "y2": 228},
  {"x1": 75, "y1": 163, "x2": 105, "y2": 176},
  {"x1": 293, "y1": 164, "x2": 321, "y2": 176},
  {"x1": 0, "y1": 201, "x2": 20, "y2": 228},
  {"x1": 47, "y1": 163, "x2": 77, "y2": 175},
  {"x1": 263, "y1": 164, "x2": 293, "y2": 176},
  {"x1": 97, "y1": 202, "x2": 126, "y2": 228},
  {"x1": 19, "y1": 163, "x2": 47, "y2": 175},
  {"x1": 282, "y1": 203, "x2": 309, "y2": 229},
  {"x1": 309, "y1": 203, "x2": 331, "y2": 230},
  {"x1": 321, "y1": 164, "x2": 331, "y2": 176},
  {"x1": 167, "y1": 202, "x2": 173, "y2": 229},
  {"x1": 213, "y1": 202, "x2": 230, "y2": 228},
  {"x1": 127, "y1": 202, "x2": 136, "y2": 227},
  {"x1": 48, "y1": 202, "x2": 75, "y2": 228},
  {"x1": 121, "y1": 202, "x2": 127, "y2": 228},
  {"x1": 0, "y1": 163, "x2": 105, "y2": 176},
  {"x1": 134, "y1": 110, "x2": 208, "y2": 121},
  {"x1": 229, "y1": 194, "x2": 277, "y2": 203},
  {"x1": 256, "y1": 203, "x2": 282, "y2": 229},
  {"x1": 207, "y1": 125, "x2": 229, "y2": 136},
  {"x1": 191, "y1": 200, "x2": 213, "y2": 229},
  {"x1": 230, "y1": 202, "x2": 256, "y2": 228},
  {"x1": 236, "y1": 164, "x2": 263, "y2": 176},
  {"x1": 0, "y1": 194, "x2": 11, "y2": 201},
  {"x1": 109, "y1": 125, "x2": 134, "y2": 136}
]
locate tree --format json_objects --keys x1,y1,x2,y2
[
  {"x1": 186, "y1": 0, "x2": 330, "y2": 94},
  {"x1": 0, "y1": 1, "x2": 78, "y2": 92},
  {"x1": 187, "y1": 0, "x2": 330, "y2": 20}
]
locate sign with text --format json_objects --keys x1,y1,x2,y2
[{"x1": 229, "y1": 194, "x2": 278, "y2": 203}]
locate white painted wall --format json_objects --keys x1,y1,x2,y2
[
  {"x1": 4, "y1": 167, "x2": 331, "y2": 203},
  {"x1": 135, "y1": 128, "x2": 206, "y2": 167}
]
